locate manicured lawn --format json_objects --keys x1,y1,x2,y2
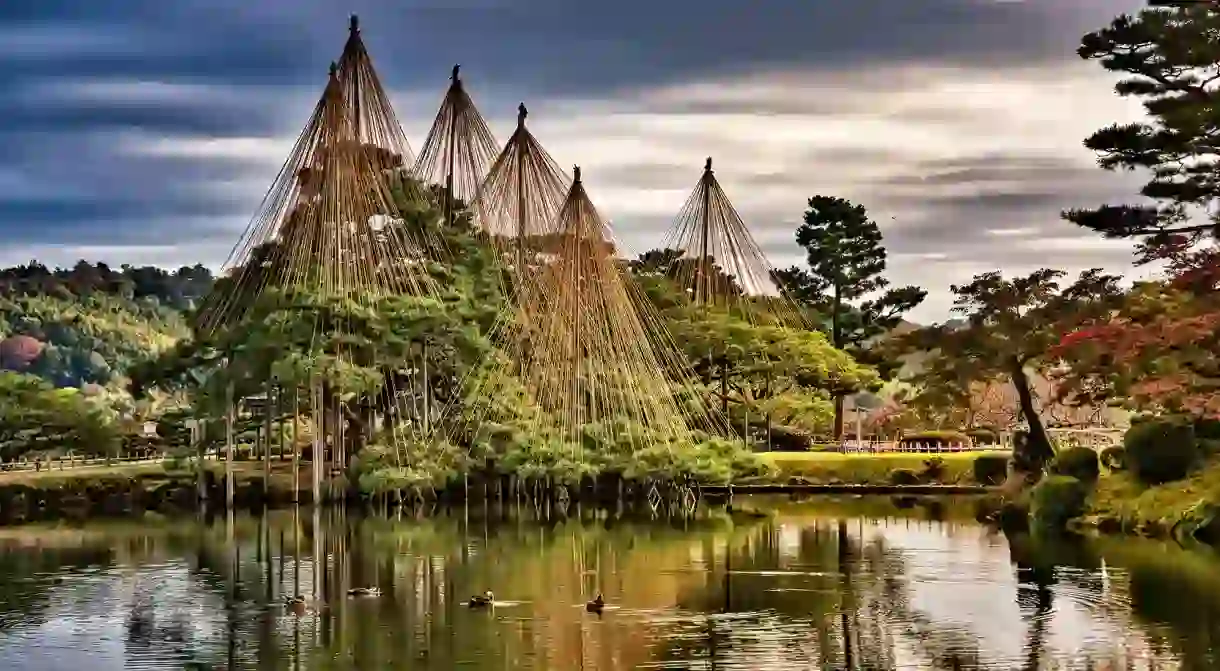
[
  {"x1": 0, "y1": 460, "x2": 307, "y2": 488},
  {"x1": 758, "y1": 450, "x2": 1004, "y2": 485},
  {"x1": 0, "y1": 462, "x2": 168, "y2": 485}
]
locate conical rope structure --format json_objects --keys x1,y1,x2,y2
[
  {"x1": 472, "y1": 104, "x2": 573, "y2": 282},
  {"x1": 412, "y1": 65, "x2": 501, "y2": 227},
  {"x1": 647, "y1": 158, "x2": 813, "y2": 445},
  {"x1": 198, "y1": 17, "x2": 439, "y2": 332},
  {"x1": 445, "y1": 164, "x2": 729, "y2": 458},
  {"x1": 459, "y1": 103, "x2": 573, "y2": 379},
  {"x1": 184, "y1": 18, "x2": 457, "y2": 503},
  {"x1": 659, "y1": 158, "x2": 808, "y2": 328}
]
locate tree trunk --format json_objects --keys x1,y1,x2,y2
[
  {"x1": 831, "y1": 284, "x2": 845, "y2": 442},
  {"x1": 1009, "y1": 356, "x2": 1055, "y2": 474}
]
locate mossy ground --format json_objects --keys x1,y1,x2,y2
[
  {"x1": 1081, "y1": 457, "x2": 1220, "y2": 539},
  {"x1": 758, "y1": 451, "x2": 995, "y2": 485}
]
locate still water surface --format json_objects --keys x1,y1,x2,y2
[{"x1": 0, "y1": 496, "x2": 1216, "y2": 670}]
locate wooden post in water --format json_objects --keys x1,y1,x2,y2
[
  {"x1": 311, "y1": 380, "x2": 323, "y2": 506},
  {"x1": 335, "y1": 395, "x2": 345, "y2": 502},
  {"x1": 225, "y1": 382, "x2": 235, "y2": 510},
  {"x1": 192, "y1": 419, "x2": 207, "y2": 505},
  {"x1": 276, "y1": 385, "x2": 286, "y2": 462},
  {"x1": 291, "y1": 388, "x2": 300, "y2": 504},
  {"x1": 264, "y1": 382, "x2": 274, "y2": 494}
]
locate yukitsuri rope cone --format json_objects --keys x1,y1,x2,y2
[
  {"x1": 647, "y1": 158, "x2": 813, "y2": 445},
  {"x1": 190, "y1": 17, "x2": 450, "y2": 502},
  {"x1": 412, "y1": 65, "x2": 502, "y2": 227},
  {"x1": 447, "y1": 163, "x2": 727, "y2": 461},
  {"x1": 658, "y1": 157, "x2": 807, "y2": 327},
  {"x1": 199, "y1": 17, "x2": 436, "y2": 331}
]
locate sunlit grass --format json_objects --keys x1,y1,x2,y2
[{"x1": 758, "y1": 450, "x2": 1002, "y2": 485}]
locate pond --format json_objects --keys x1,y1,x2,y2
[{"x1": 0, "y1": 496, "x2": 1215, "y2": 670}]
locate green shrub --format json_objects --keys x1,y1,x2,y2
[
  {"x1": 898, "y1": 430, "x2": 973, "y2": 449},
  {"x1": 889, "y1": 468, "x2": 921, "y2": 485},
  {"x1": 964, "y1": 428, "x2": 999, "y2": 446},
  {"x1": 1030, "y1": 475, "x2": 1089, "y2": 530},
  {"x1": 972, "y1": 454, "x2": 1009, "y2": 485},
  {"x1": 1050, "y1": 446, "x2": 1100, "y2": 483},
  {"x1": 1195, "y1": 418, "x2": 1220, "y2": 441},
  {"x1": 1098, "y1": 445, "x2": 1126, "y2": 471},
  {"x1": 1199, "y1": 439, "x2": 1220, "y2": 457},
  {"x1": 1124, "y1": 418, "x2": 1199, "y2": 485},
  {"x1": 768, "y1": 425, "x2": 813, "y2": 452}
]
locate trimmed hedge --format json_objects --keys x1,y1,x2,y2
[
  {"x1": 1050, "y1": 446, "x2": 1100, "y2": 483},
  {"x1": 921, "y1": 457, "x2": 946, "y2": 481},
  {"x1": 1030, "y1": 475, "x2": 1089, "y2": 531},
  {"x1": 767, "y1": 425, "x2": 814, "y2": 452},
  {"x1": 972, "y1": 453, "x2": 1009, "y2": 485},
  {"x1": 1098, "y1": 445, "x2": 1126, "y2": 471},
  {"x1": 1124, "y1": 418, "x2": 1199, "y2": 485},
  {"x1": 889, "y1": 468, "x2": 921, "y2": 485}
]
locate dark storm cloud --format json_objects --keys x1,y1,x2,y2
[
  {"x1": 879, "y1": 154, "x2": 1103, "y2": 188},
  {"x1": 0, "y1": 0, "x2": 1146, "y2": 291}
]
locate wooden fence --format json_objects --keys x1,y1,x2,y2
[{"x1": 834, "y1": 440, "x2": 1010, "y2": 454}]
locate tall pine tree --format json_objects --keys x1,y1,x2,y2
[
  {"x1": 1065, "y1": 5, "x2": 1220, "y2": 258},
  {"x1": 773, "y1": 196, "x2": 925, "y2": 440}
]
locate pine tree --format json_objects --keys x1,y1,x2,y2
[
  {"x1": 773, "y1": 196, "x2": 925, "y2": 440},
  {"x1": 1066, "y1": 5, "x2": 1220, "y2": 260}
]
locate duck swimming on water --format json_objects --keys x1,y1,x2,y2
[
  {"x1": 468, "y1": 590, "x2": 494, "y2": 608},
  {"x1": 586, "y1": 593, "x2": 605, "y2": 614}
]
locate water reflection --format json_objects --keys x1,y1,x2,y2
[{"x1": 0, "y1": 497, "x2": 1213, "y2": 669}]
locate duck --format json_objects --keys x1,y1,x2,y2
[
  {"x1": 585, "y1": 593, "x2": 605, "y2": 614},
  {"x1": 283, "y1": 595, "x2": 309, "y2": 615},
  {"x1": 467, "y1": 590, "x2": 495, "y2": 608},
  {"x1": 347, "y1": 587, "x2": 381, "y2": 598}
]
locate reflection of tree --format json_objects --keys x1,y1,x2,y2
[
  {"x1": 1113, "y1": 541, "x2": 1220, "y2": 668},
  {"x1": 0, "y1": 508, "x2": 1203, "y2": 669},
  {"x1": 0, "y1": 545, "x2": 113, "y2": 631}
]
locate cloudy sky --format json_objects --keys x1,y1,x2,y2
[{"x1": 0, "y1": 0, "x2": 1153, "y2": 321}]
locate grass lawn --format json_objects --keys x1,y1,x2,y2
[
  {"x1": 0, "y1": 462, "x2": 169, "y2": 485},
  {"x1": 758, "y1": 450, "x2": 1004, "y2": 485},
  {"x1": 0, "y1": 460, "x2": 308, "y2": 490}
]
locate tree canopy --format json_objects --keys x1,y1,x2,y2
[
  {"x1": 894, "y1": 269, "x2": 1124, "y2": 472},
  {"x1": 1066, "y1": 6, "x2": 1220, "y2": 258},
  {"x1": 771, "y1": 195, "x2": 925, "y2": 438},
  {"x1": 0, "y1": 371, "x2": 121, "y2": 462}
]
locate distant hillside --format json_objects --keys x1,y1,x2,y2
[{"x1": 0, "y1": 262, "x2": 212, "y2": 389}]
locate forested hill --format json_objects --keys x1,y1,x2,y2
[{"x1": 0, "y1": 262, "x2": 214, "y2": 389}]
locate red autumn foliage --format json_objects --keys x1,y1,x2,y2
[
  {"x1": 0, "y1": 335, "x2": 44, "y2": 370},
  {"x1": 1053, "y1": 245, "x2": 1220, "y2": 417}
]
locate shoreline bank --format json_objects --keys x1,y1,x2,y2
[{"x1": 0, "y1": 451, "x2": 1004, "y2": 524}]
